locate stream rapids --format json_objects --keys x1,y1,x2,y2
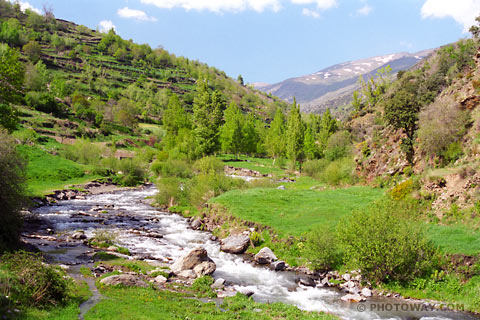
[{"x1": 23, "y1": 186, "x2": 480, "y2": 320}]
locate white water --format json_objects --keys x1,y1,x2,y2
[{"x1": 32, "y1": 187, "x2": 479, "y2": 320}]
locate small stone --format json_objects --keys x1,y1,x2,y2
[
  {"x1": 154, "y1": 275, "x2": 167, "y2": 284},
  {"x1": 341, "y1": 293, "x2": 366, "y2": 302},
  {"x1": 191, "y1": 218, "x2": 202, "y2": 230},
  {"x1": 107, "y1": 246, "x2": 118, "y2": 252},
  {"x1": 71, "y1": 231, "x2": 87, "y2": 240},
  {"x1": 271, "y1": 260, "x2": 286, "y2": 271},
  {"x1": 361, "y1": 288, "x2": 372, "y2": 297},
  {"x1": 298, "y1": 277, "x2": 315, "y2": 287},
  {"x1": 211, "y1": 278, "x2": 225, "y2": 289},
  {"x1": 277, "y1": 185, "x2": 285, "y2": 190},
  {"x1": 342, "y1": 273, "x2": 351, "y2": 281}
]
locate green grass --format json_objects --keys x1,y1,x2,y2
[
  {"x1": 85, "y1": 286, "x2": 337, "y2": 320},
  {"x1": 426, "y1": 224, "x2": 480, "y2": 255},
  {"x1": 210, "y1": 186, "x2": 383, "y2": 237},
  {"x1": 218, "y1": 154, "x2": 286, "y2": 176},
  {"x1": 17, "y1": 144, "x2": 99, "y2": 197}
]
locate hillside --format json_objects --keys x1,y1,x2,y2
[{"x1": 256, "y1": 49, "x2": 433, "y2": 116}]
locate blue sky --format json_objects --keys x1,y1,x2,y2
[{"x1": 17, "y1": 0, "x2": 480, "y2": 84}]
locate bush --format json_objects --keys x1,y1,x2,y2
[
  {"x1": 192, "y1": 156, "x2": 224, "y2": 175},
  {"x1": 187, "y1": 172, "x2": 244, "y2": 208},
  {"x1": 0, "y1": 251, "x2": 73, "y2": 310},
  {"x1": 441, "y1": 141, "x2": 463, "y2": 164},
  {"x1": 156, "y1": 177, "x2": 183, "y2": 207},
  {"x1": 303, "y1": 159, "x2": 328, "y2": 178},
  {"x1": 324, "y1": 131, "x2": 352, "y2": 161},
  {"x1": 390, "y1": 179, "x2": 414, "y2": 200},
  {"x1": 337, "y1": 200, "x2": 438, "y2": 283},
  {"x1": 0, "y1": 130, "x2": 26, "y2": 252},
  {"x1": 62, "y1": 139, "x2": 104, "y2": 165},
  {"x1": 0, "y1": 103, "x2": 19, "y2": 132},
  {"x1": 151, "y1": 159, "x2": 192, "y2": 178},
  {"x1": 318, "y1": 158, "x2": 356, "y2": 186},
  {"x1": 191, "y1": 276, "x2": 216, "y2": 298},
  {"x1": 305, "y1": 225, "x2": 342, "y2": 271},
  {"x1": 115, "y1": 158, "x2": 146, "y2": 186},
  {"x1": 25, "y1": 91, "x2": 65, "y2": 117}
]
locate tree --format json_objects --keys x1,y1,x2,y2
[
  {"x1": 303, "y1": 124, "x2": 317, "y2": 160},
  {"x1": 317, "y1": 108, "x2": 338, "y2": 155},
  {"x1": 220, "y1": 102, "x2": 244, "y2": 158},
  {"x1": 22, "y1": 40, "x2": 42, "y2": 63},
  {"x1": 470, "y1": 15, "x2": 480, "y2": 39},
  {"x1": 163, "y1": 94, "x2": 191, "y2": 149},
  {"x1": 286, "y1": 99, "x2": 305, "y2": 168},
  {"x1": 0, "y1": 130, "x2": 26, "y2": 252},
  {"x1": 113, "y1": 98, "x2": 138, "y2": 128},
  {"x1": 241, "y1": 113, "x2": 258, "y2": 155},
  {"x1": 0, "y1": 103, "x2": 19, "y2": 132},
  {"x1": 265, "y1": 107, "x2": 286, "y2": 163},
  {"x1": 237, "y1": 74, "x2": 244, "y2": 86},
  {"x1": 24, "y1": 60, "x2": 49, "y2": 91},
  {"x1": 0, "y1": 44, "x2": 24, "y2": 105},
  {"x1": 383, "y1": 77, "x2": 420, "y2": 164},
  {"x1": 193, "y1": 80, "x2": 225, "y2": 157}
]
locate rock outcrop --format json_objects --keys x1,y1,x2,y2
[{"x1": 100, "y1": 274, "x2": 148, "y2": 288}]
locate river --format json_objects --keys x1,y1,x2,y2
[{"x1": 24, "y1": 186, "x2": 480, "y2": 320}]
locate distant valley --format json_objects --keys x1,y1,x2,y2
[{"x1": 254, "y1": 49, "x2": 434, "y2": 115}]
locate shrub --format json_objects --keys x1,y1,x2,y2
[
  {"x1": 390, "y1": 179, "x2": 414, "y2": 200},
  {"x1": 250, "y1": 231, "x2": 263, "y2": 247},
  {"x1": 305, "y1": 225, "x2": 342, "y2": 272},
  {"x1": 0, "y1": 130, "x2": 26, "y2": 252},
  {"x1": 62, "y1": 139, "x2": 104, "y2": 165},
  {"x1": 151, "y1": 159, "x2": 191, "y2": 178},
  {"x1": 337, "y1": 200, "x2": 438, "y2": 283},
  {"x1": 0, "y1": 251, "x2": 73, "y2": 309},
  {"x1": 25, "y1": 91, "x2": 65, "y2": 117},
  {"x1": 115, "y1": 158, "x2": 146, "y2": 186},
  {"x1": 303, "y1": 159, "x2": 328, "y2": 178},
  {"x1": 156, "y1": 177, "x2": 183, "y2": 207},
  {"x1": 441, "y1": 141, "x2": 463, "y2": 164},
  {"x1": 187, "y1": 172, "x2": 244, "y2": 208},
  {"x1": 191, "y1": 276, "x2": 216, "y2": 298},
  {"x1": 0, "y1": 103, "x2": 19, "y2": 132},
  {"x1": 324, "y1": 131, "x2": 352, "y2": 161},
  {"x1": 192, "y1": 156, "x2": 224, "y2": 175},
  {"x1": 318, "y1": 158, "x2": 356, "y2": 186}
]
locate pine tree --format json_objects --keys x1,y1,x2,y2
[
  {"x1": 220, "y1": 102, "x2": 244, "y2": 158},
  {"x1": 265, "y1": 107, "x2": 286, "y2": 163},
  {"x1": 286, "y1": 99, "x2": 304, "y2": 169},
  {"x1": 193, "y1": 80, "x2": 225, "y2": 157}
]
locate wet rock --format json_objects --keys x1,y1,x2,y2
[
  {"x1": 193, "y1": 261, "x2": 216, "y2": 277},
  {"x1": 238, "y1": 289, "x2": 254, "y2": 297},
  {"x1": 100, "y1": 274, "x2": 148, "y2": 288},
  {"x1": 71, "y1": 231, "x2": 87, "y2": 240},
  {"x1": 154, "y1": 275, "x2": 167, "y2": 284},
  {"x1": 298, "y1": 277, "x2": 315, "y2": 287},
  {"x1": 211, "y1": 278, "x2": 225, "y2": 289},
  {"x1": 220, "y1": 234, "x2": 250, "y2": 254},
  {"x1": 171, "y1": 248, "x2": 216, "y2": 278},
  {"x1": 361, "y1": 288, "x2": 372, "y2": 297},
  {"x1": 320, "y1": 277, "x2": 331, "y2": 287},
  {"x1": 217, "y1": 288, "x2": 237, "y2": 298},
  {"x1": 270, "y1": 260, "x2": 286, "y2": 271},
  {"x1": 191, "y1": 218, "x2": 202, "y2": 230},
  {"x1": 255, "y1": 247, "x2": 277, "y2": 264},
  {"x1": 342, "y1": 273, "x2": 351, "y2": 281},
  {"x1": 341, "y1": 294, "x2": 366, "y2": 302}
]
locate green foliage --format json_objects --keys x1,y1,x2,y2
[
  {"x1": 191, "y1": 276, "x2": 216, "y2": 298},
  {"x1": 0, "y1": 130, "x2": 26, "y2": 252},
  {"x1": 156, "y1": 177, "x2": 183, "y2": 207},
  {"x1": 152, "y1": 158, "x2": 192, "y2": 178},
  {"x1": 193, "y1": 80, "x2": 225, "y2": 157},
  {"x1": 305, "y1": 225, "x2": 342, "y2": 271},
  {"x1": 114, "y1": 158, "x2": 146, "y2": 186},
  {"x1": 220, "y1": 102, "x2": 244, "y2": 156},
  {"x1": 62, "y1": 139, "x2": 104, "y2": 165},
  {"x1": 303, "y1": 159, "x2": 328, "y2": 179},
  {"x1": 0, "y1": 43, "x2": 24, "y2": 104},
  {"x1": 24, "y1": 60, "x2": 49, "y2": 91},
  {"x1": 286, "y1": 99, "x2": 304, "y2": 167},
  {"x1": 265, "y1": 107, "x2": 286, "y2": 161},
  {"x1": 25, "y1": 91, "x2": 65, "y2": 117},
  {"x1": 162, "y1": 94, "x2": 190, "y2": 149},
  {"x1": 187, "y1": 172, "x2": 243, "y2": 208},
  {"x1": 317, "y1": 158, "x2": 356, "y2": 186},
  {"x1": 250, "y1": 231, "x2": 263, "y2": 247},
  {"x1": 0, "y1": 251, "x2": 73, "y2": 309},
  {"x1": 324, "y1": 131, "x2": 351, "y2": 161},
  {"x1": 0, "y1": 103, "x2": 19, "y2": 132},
  {"x1": 192, "y1": 156, "x2": 224, "y2": 175},
  {"x1": 337, "y1": 200, "x2": 438, "y2": 283},
  {"x1": 390, "y1": 179, "x2": 414, "y2": 200},
  {"x1": 441, "y1": 141, "x2": 463, "y2": 165},
  {"x1": 22, "y1": 40, "x2": 41, "y2": 63},
  {"x1": 113, "y1": 98, "x2": 138, "y2": 128}
]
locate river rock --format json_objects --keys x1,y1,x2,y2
[
  {"x1": 270, "y1": 260, "x2": 286, "y2": 271},
  {"x1": 361, "y1": 288, "x2": 372, "y2": 297},
  {"x1": 211, "y1": 278, "x2": 225, "y2": 289},
  {"x1": 342, "y1": 273, "x2": 351, "y2": 281},
  {"x1": 220, "y1": 234, "x2": 250, "y2": 254},
  {"x1": 100, "y1": 274, "x2": 148, "y2": 288},
  {"x1": 298, "y1": 277, "x2": 315, "y2": 287},
  {"x1": 277, "y1": 185, "x2": 285, "y2": 190},
  {"x1": 255, "y1": 247, "x2": 277, "y2": 264},
  {"x1": 154, "y1": 275, "x2": 168, "y2": 284},
  {"x1": 217, "y1": 288, "x2": 237, "y2": 298},
  {"x1": 171, "y1": 248, "x2": 216, "y2": 278},
  {"x1": 71, "y1": 231, "x2": 87, "y2": 240},
  {"x1": 191, "y1": 218, "x2": 202, "y2": 230},
  {"x1": 341, "y1": 293, "x2": 365, "y2": 302}
]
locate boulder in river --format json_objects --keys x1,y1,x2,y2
[
  {"x1": 191, "y1": 218, "x2": 202, "y2": 230},
  {"x1": 361, "y1": 288, "x2": 372, "y2": 297},
  {"x1": 270, "y1": 260, "x2": 286, "y2": 271},
  {"x1": 171, "y1": 248, "x2": 216, "y2": 278},
  {"x1": 211, "y1": 278, "x2": 225, "y2": 289},
  {"x1": 71, "y1": 231, "x2": 87, "y2": 240},
  {"x1": 220, "y1": 234, "x2": 250, "y2": 254},
  {"x1": 255, "y1": 247, "x2": 277, "y2": 264},
  {"x1": 298, "y1": 277, "x2": 316, "y2": 287},
  {"x1": 100, "y1": 274, "x2": 148, "y2": 288}
]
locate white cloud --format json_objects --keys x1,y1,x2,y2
[
  {"x1": 421, "y1": 0, "x2": 480, "y2": 32},
  {"x1": 118, "y1": 7, "x2": 157, "y2": 21},
  {"x1": 356, "y1": 4, "x2": 372, "y2": 16},
  {"x1": 291, "y1": 0, "x2": 336, "y2": 10},
  {"x1": 302, "y1": 8, "x2": 320, "y2": 18},
  {"x1": 140, "y1": 0, "x2": 282, "y2": 13},
  {"x1": 98, "y1": 20, "x2": 116, "y2": 33},
  {"x1": 8, "y1": 0, "x2": 41, "y2": 14}
]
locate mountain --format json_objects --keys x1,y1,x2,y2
[{"x1": 255, "y1": 50, "x2": 434, "y2": 115}]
